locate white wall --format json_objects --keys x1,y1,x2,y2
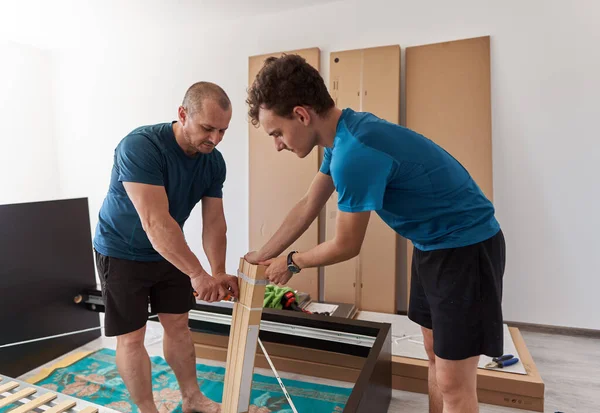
[
  {"x1": 30, "y1": 0, "x2": 600, "y2": 329},
  {"x1": 0, "y1": 40, "x2": 60, "y2": 205}
]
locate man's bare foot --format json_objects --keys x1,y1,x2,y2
[{"x1": 182, "y1": 393, "x2": 220, "y2": 413}]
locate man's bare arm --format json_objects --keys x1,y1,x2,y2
[
  {"x1": 123, "y1": 182, "x2": 208, "y2": 279},
  {"x1": 201, "y1": 197, "x2": 227, "y2": 276},
  {"x1": 248, "y1": 172, "x2": 335, "y2": 262},
  {"x1": 293, "y1": 210, "x2": 370, "y2": 268}
]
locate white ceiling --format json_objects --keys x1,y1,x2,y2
[{"x1": 0, "y1": 0, "x2": 342, "y2": 49}]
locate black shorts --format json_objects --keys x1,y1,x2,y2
[
  {"x1": 94, "y1": 250, "x2": 195, "y2": 337},
  {"x1": 408, "y1": 229, "x2": 506, "y2": 360}
]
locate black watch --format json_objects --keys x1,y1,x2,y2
[{"x1": 287, "y1": 251, "x2": 301, "y2": 274}]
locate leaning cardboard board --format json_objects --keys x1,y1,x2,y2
[{"x1": 192, "y1": 310, "x2": 544, "y2": 412}]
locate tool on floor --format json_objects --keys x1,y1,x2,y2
[{"x1": 485, "y1": 354, "x2": 519, "y2": 369}]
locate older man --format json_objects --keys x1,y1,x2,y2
[{"x1": 93, "y1": 82, "x2": 238, "y2": 413}]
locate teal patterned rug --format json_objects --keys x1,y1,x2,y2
[{"x1": 30, "y1": 348, "x2": 352, "y2": 413}]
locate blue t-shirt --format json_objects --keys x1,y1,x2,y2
[
  {"x1": 93, "y1": 122, "x2": 226, "y2": 261},
  {"x1": 320, "y1": 108, "x2": 500, "y2": 251}
]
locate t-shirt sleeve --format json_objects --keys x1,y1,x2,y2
[
  {"x1": 335, "y1": 146, "x2": 394, "y2": 213},
  {"x1": 319, "y1": 148, "x2": 332, "y2": 176},
  {"x1": 116, "y1": 134, "x2": 164, "y2": 186},
  {"x1": 203, "y1": 154, "x2": 226, "y2": 198}
]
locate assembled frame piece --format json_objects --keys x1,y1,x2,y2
[
  {"x1": 0, "y1": 374, "x2": 110, "y2": 413},
  {"x1": 222, "y1": 260, "x2": 267, "y2": 413}
]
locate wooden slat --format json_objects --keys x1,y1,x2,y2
[
  {"x1": 222, "y1": 260, "x2": 267, "y2": 413},
  {"x1": 78, "y1": 406, "x2": 99, "y2": 413},
  {"x1": 44, "y1": 400, "x2": 77, "y2": 413},
  {"x1": 9, "y1": 392, "x2": 57, "y2": 413},
  {"x1": 0, "y1": 388, "x2": 37, "y2": 408},
  {"x1": 0, "y1": 381, "x2": 20, "y2": 393}
]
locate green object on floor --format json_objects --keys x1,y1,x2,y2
[
  {"x1": 25, "y1": 348, "x2": 351, "y2": 413},
  {"x1": 263, "y1": 284, "x2": 296, "y2": 309}
]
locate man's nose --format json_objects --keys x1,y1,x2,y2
[
  {"x1": 210, "y1": 130, "x2": 222, "y2": 144},
  {"x1": 274, "y1": 137, "x2": 285, "y2": 152}
]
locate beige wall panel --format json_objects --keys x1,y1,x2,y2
[
  {"x1": 324, "y1": 49, "x2": 362, "y2": 304},
  {"x1": 405, "y1": 36, "x2": 493, "y2": 305},
  {"x1": 248, "y1": 48, "x2": 321, "y2": 299},
  {"x1": 360, "y1": 45, "x2": 401, "y2": 314}
]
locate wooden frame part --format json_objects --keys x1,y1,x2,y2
[
  {"x1": 222, "y1": 260, "x2": 267, "y2": 413},
  {"x1": 189, "y1": 304, "x2": 392, "y2": 413},
  {"x1": 0, "y1": 374, "x2": 106, "y2": 413}
]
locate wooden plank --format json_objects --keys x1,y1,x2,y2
[
  {"x1": 0, "y1": 381, "x2": 20, "y2": 393},
  {"x1": 324, "y1": 48, "x2": 363, "y2": 306},
  {"x1": 44, "y1": 400, "x2": 77, "y2": 413},
  {"x1": 248, "y1": 48, "x2": 321, "y2": 300},
  {"x1": 78, "y1": 407, "x2": 99, "y2": 413},
  {"x1": 359, "y1": 45, "x2": 401, "y2": 314},
  {"x1": 222, "y1": 260, "x2": 267, "y2": 413},
  {"x1": 195, "y1": 343, "x2": 361, "y2": 383},
  {"x1": 8, "y1": 392, "x2": 57, "y2": 413},
  {"x1": 0, "y1": 388, "x2": 37, "y2": 408},
  {"x1": 192, "y1": 331, "x2": 366, "y2": 370}
]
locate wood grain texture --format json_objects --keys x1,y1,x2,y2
[
  {"x1": 0, "y1": 381, "x2": 19, "y2": 393},
  {"x1": 359, "y1": 45, "x2": 401, "y2": 314},
  {"x1": 222, "y1": 260, "x2": 267, "y2": 413},
  {"x1": 0, "y1": 388, "x2": 37, "y2": 408},
  {"x1": 8, "y1": 392, "x2": 57, "y2": 413},
  {"x1": 43, "y1": 400, "x2": 77, "y2": 413},
  {"x1": 248, "y1": 48, "x2": 321, "y2": 299},
  {"x1": 326, "y1": 45, "x2": 401, "y2": 314}
]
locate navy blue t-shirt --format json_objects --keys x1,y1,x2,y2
[
  {"x1": 320, "y1": 108, "x2": 500, "y2": 251},
  {"x1": 93, "y1": 122, "x2": 226, "y2": 261}
]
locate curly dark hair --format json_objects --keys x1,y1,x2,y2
[{"x1": 247, "y1": 54, "x2": 335, "y2": 126}]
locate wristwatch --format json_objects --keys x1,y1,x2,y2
[{"x1": 287, "y1": 250, "x2": 301, "y2": 274}]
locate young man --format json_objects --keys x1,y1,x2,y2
[
  {"x1": 244, "y1": 55, "x2": 505, "y2": 413},
  {"x1": 93, "y1": 82, "x2": 239, "y2": 413}
]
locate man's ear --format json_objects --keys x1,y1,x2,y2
[
  {"x1": 293, "y1": 106, "x2": 311, "y2": 125},
  {"x1": 178, "y1": 106, "x2": 187, "y2": 124}
]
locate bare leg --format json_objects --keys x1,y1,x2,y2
[
  {"x1": 436, "y1": 355, "x2": 479, "y2": 413},
  {"x1": 422, "y1": 327, "x2": 443, "y2": 413},
  {"x1": 159, "y1": 313, "x2": 220, "y2": 413},
  {"x1": 116, "y1": 325, "x2": 158, "y2": 413}
]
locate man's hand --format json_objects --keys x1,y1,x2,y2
[
  {"x1": 191, "y1": 274, "x2": 228, "y2": 302},
  {"x1": 214, "y1": 272, "x2": 240, "y2": 299},
  {"x1": 263, "y1": 256, "x2": 294, "y2": 286}
]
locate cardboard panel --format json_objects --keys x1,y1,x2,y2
[
  {"x1": 405, "y1": 36, "x2": 493, "y2": 305},
  {"x1": 248, "y1": 48, "x2": 320, "y2": 299},
  {"x1": 360, "y1": 45, "x2": 401, "y2": 314},
  {"x1": 326, "y1": 46, "x2": 402, "y2": 313},
  {"x1": 324, "y1": 49, "x2": 362, "y2": 305}
]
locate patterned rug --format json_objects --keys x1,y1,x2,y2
[{"x1": 29, "y1": 348, "x2": 352, "y2": 413}]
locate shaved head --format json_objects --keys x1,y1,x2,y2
[{"x1": 182, "y1": 81, "x2": 231, "y2": 114}]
